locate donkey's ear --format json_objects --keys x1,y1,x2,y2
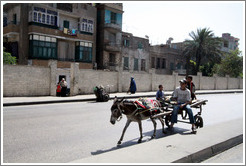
[{"x1": 113, "y1": 96, "x2": 118, "y2": 103}]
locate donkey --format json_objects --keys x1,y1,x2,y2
[{"x1": 110, "y1": 96, "x2": 166, "y2": 145}]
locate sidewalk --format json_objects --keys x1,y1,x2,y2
[
  {"x1": 69, "y1": 118, "x2": 243, "y2": 163},
  {"x1": 3, "y1": 89, "x2": 243, "y2": 106}
]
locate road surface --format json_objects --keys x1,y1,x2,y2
[{"x1": 2, "y1": 93, "x2": 243, "y2": 163}]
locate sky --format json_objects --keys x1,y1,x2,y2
[{"x1": 122, "y1": 1, "x2": 245, "y2": 56}]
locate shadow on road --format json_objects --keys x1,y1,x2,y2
[{"x1": 91, "y1": 127, "x2": 190, "y2": 156}]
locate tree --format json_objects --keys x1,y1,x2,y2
[
  {"x1": 213, "y1": 49, "x2": 243, "y2": 78},
  {"x1": 183, "y1": 28, "x2": 223, "y2": 75},
  {"x1": 3, "y1": 47, "x2": 17, "y2": 65}
]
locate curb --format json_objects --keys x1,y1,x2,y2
[
  {"x1": 3, "y1": 90, "x2": 243, "y2": 107},
  {"x1": 173, "y1": 134, "x2": 243, "y2": 163}
]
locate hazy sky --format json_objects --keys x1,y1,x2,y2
[{"x1": 122, "y1": 1, "x2": 245, "y2": 56}]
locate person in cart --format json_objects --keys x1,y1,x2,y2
[
  {"x1": 156, "y1": 84, "x2": 165, "y2": 107},
  {"x1": 186, "y1": 75, "x2": 196, "y2": 100},
  {"x1": 169, "y1": 79, "x2": 196, "y2": 133}
]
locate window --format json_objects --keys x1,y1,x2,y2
[
  {"x1": 109, "y1": 53, "x2": 116, "y2": 66},
  {"x1": 32, "y1": 8, "x2": 57, "y2": 26},
  {"x1": 162, "y1": 58, "x2": 166, "y2": 69},
  {"x1": 50, "y1": 16, "x2": 54, "y2": 25},
  {"x1": 75, "y1": 41, "x2": 93, "y2": 63},
  {"x1": 123, "y1": 39, "x2": 130, "y2": 47},
  {"x1": 46, "y1": 15, "x2": 50, "y2": 24},
  {"x1": 141, "y1": 59, "x2": 146, "y2": 71},
  {"x1": 134, "y1": 58, "x2": 138, "y2": 71},
  {"x1": 38, "y1": 13, "x2": 42, "y2": 23},
  {"x1": 176, "y1": 63, "x2": 181, "y2": 69},
  {"x1": 33, "y1": 12, "x2": 37, "y2": 22},
  {"x1": 151, "y1": 57, "x2": 155, "y2": 68},
  {"x1": 111, "y1": 12, "x2": 116, "y2": 24},
  {"x1": 170, "y1": 63, "x2": 174, "y2": 70},
  {"x1": 3, "y1": 16, "x2": 7, "y2": 27},
  {"x1": 63, "y1": 20, "x2": 69, "y2": 29},
  {"x1": 42, "y1": 14, "x2": 45, "y2": 23},
  {"x1": 80, "y1": 18, "x2": 94, "y2": 33},
  {"x1": 138, "y1": 42, "x2": 143, "y2": 49},
  {"x1": 224, "y1": 41, "x2": 228, "y2": 48},
  {"x1": 156, "y1": 58, "x2": 160, "y2": 69},
  {"x1": 29, "y1": 34, "x2": 57, "y2": 59},
  {"x1": 13, "y1": 14, "x2": 17, "y2": 24},
  {"x1": 123, "y1": 57, "x2": 129, "y2": 70}
]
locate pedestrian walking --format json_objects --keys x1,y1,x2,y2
[{"x1": 127, "y1": 77, "x2": 137, "y2": 94}]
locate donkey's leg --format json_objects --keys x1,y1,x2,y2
[
  {"x1": 158, "y1": 117, "x2": 167, "y2": 134},
  {"x1": 150, "y1": 118, "x2": 157, "y2": 139},
  {"x1": 118, "y1": 119, "x2": 131, "y2": 145},
  {"x1": 137, "y1": 120, "x2": 143, "y2": 143}
]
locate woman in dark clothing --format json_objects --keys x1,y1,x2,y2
[{"x1": 127, "y1": 77, "x2": 137, "y2": 94}]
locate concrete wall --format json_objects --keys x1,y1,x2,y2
[
  {"x1": 77, "y1": 69, "x2": 118, "y2": 94},
  {"x1": 3, "y1": 64, "x2": 50, "y2": 96},
  {"x1": 3, "y1": 62, "x2": 243, "y2": 97}
]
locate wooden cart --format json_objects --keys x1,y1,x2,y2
[{"x1": 151, "y1": 97, "x2": 208, "y2": 129}]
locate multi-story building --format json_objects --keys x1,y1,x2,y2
[
  {"x1": 3, "y1": 3, "x2": 97, "y2": 87},
  {"x1": 220, "y1": 33, "x2": 239, "y2": 53},
  {"x1": 95, "y1": 3, "x2": 123, "y2": 71},
  {"x1": 3, "y1": 3, "x2": 187, "y2": 78},
  {"x1": 150, "y1": 44, "x2": 186, "y2": 75},
  {"x1": 121, "y1": 32, "x2": 150, "y2": 73}
]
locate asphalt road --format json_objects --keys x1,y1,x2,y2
[{"x1": 2, "y1": 93, "x2": 243, "y2": 163}]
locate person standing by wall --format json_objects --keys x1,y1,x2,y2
[
  {"x1": 60, "y1": 78, "x2": 68, "y2": 97},
  {"x1": 56, "y1": 82, "x2": 61, "y2": 96}
]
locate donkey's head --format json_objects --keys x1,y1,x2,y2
[{"x1": 110, "y1": 96, "x2": 125, "y2": 125}]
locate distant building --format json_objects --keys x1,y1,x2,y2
[
  {"x1": 150, "y1": 44, "x2": 186, "y2": 75},
  {"x1": 220, "y1": 33, "x2": 239, "y2": 53},
  {"x1": 121, "y1": 32, "x2": 150, "y2": 73}
]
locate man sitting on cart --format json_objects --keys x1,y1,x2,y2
[{"x1": 170, "y1": 79, "x2": 196, "y2": 133}]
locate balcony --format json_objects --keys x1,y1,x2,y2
[
  {"x1": 104, "y1": 22, "x2": 121, "y2": 32},
  {"x1": 104, "y1": 42, "x2": 121, "y2": 52}
]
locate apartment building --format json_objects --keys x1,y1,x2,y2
[
  {"x1": 122, "y1": 32, "x2": 150, "y2": 73},
  {"x1": 95, "y1": 3, "x2": 123, "y2": 71},
  {"x1": 220, "y1": 33, "x2": 239, "y2": 53},
  {"x1": 3, "y1": 3, "x2": 97, "y2": 68},
  {"x1": 150, "y1": 44, "x2": 186, "y2": 75},
  {"x1": 3, "y1": 3, "x2": 98, "y2": 89}
]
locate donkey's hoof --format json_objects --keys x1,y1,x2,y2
[
  {"x1": 151, "y1": 135, "x2": 156, "y2": 139},
  {"x1": 137, "y1": 139, "x2": 142, "y2": 143},
  {"x1": 117, "y1": 141, "x2": 121, "y2": 145}
]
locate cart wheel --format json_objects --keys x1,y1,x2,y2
[
  {"x1": 165, "y1": 115, "x2": 171, "y2": 128},
  {"x1": 194, "y1": 115, "x2": 203, "y2": 128}
]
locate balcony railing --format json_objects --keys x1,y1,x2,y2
[{"x1": 104, "y1": 42, "x2": 121, "y2": 52}]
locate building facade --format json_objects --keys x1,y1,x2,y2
[
  {"x1": 95, "y1": 3, "x2": 123, "y2": 71},
  {"x1": 121, "y1": 32, "x2": 150, "y2": 73},
  {"x1": 3, "y1": 3, "x2": 186, "y2": 79},
  {"x1": 220, "y1": 33, "x2": 239, "y2": 53},
  {"x1": 150, "y1": 44, "x2": 186, "y2": 75},
  {"x1": 3, "y1": 3, "x2": 97, "y2": 86}
]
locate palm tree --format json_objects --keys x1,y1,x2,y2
[{"x1": 183, "y1": 28, "x2": 223, "y2": 75}]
